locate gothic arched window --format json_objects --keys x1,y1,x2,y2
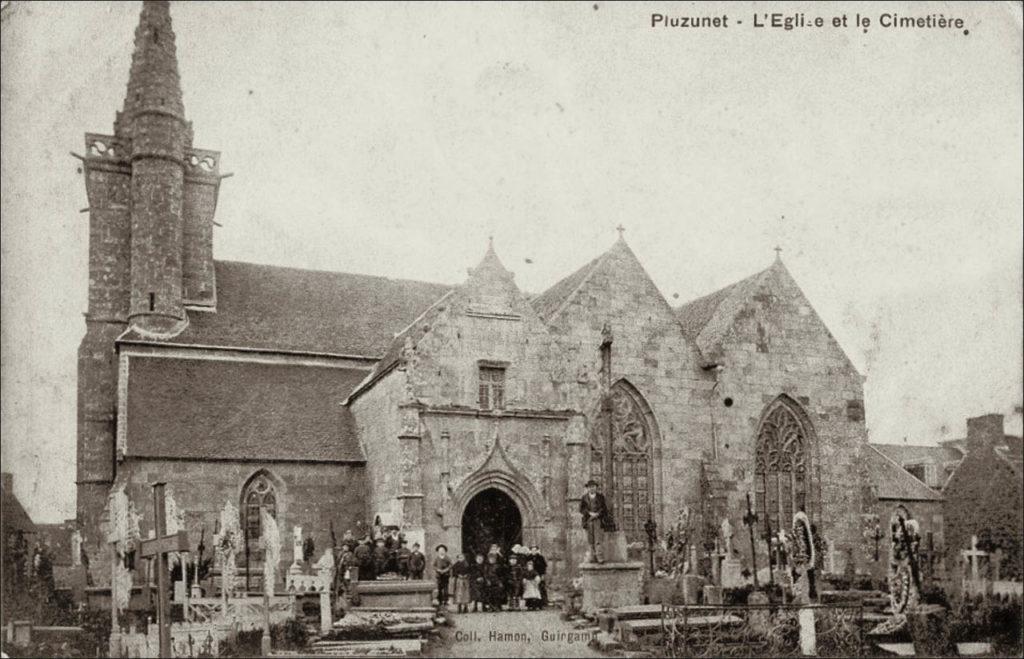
[
  {"x1": 591, "y1": 382, "x2": 656, "y2": 542},
  {"x1": 754, "y1": 398, "x2": 816, "y2": 537},
  {"x1": 242, "y1": 473, "x2": 277, "y2": 544}
]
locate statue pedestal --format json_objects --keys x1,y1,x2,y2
[
  {"x1": 609, "y1": 531, "x2": 630, "y2": 562},
  {"x1": 720, "y1": 557, "x2": 745, "y2": 588},
  {"x1": 579, "y1": 561, "x2": 644, "y2": 615}
]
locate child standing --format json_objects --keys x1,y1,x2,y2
[
  {"x1": 408, "y1": 543, "x2": 425, "y2": 580},
  {"x1": 483, "y1": 553, "x2": 502, "y2": 612},
  {"x1": 469, "y1": 554, "x2": 485, "y2": 612},
  {"x1": 433, "y1": 544, "x2": 452, "y2": 608},
  {"x1": 507, "y1": 555, "x2": 524, "y2": 610},
  {"x1": 522, "y1": 560, "x2": 542, "y2": 610},
  {"x1": 452, "y1": 554, "x2": 471, "y2": 613}
]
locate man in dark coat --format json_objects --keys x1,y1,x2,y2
[
  {"x1": 354, "y1": 536, "x2": 374, "y2": 581},
  {"x1": 579, "y1": 478, "x2": 613, "y2": 563},
  {"x1": 408, "y1": 543, "x2": 426, "y2": 580}
]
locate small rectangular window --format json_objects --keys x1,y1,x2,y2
[{"x1": 478, "y1": 366, "x2": 506, "y2": 410}]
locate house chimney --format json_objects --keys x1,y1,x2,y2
[
  {"x1": 966, "y1": 413, "x2": 1004, "y2": 454},
  {"x1": 1, "y1": 472, "x2": 12, "y2": 493}
]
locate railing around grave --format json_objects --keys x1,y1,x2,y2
[
  {"x1": 186, "y1": 595, "x2": 293, "y2": 629},
  {"x1": 661, "y1": 603, "x2": 865, "y2": 658}
]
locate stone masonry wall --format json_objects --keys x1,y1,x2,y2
[
  {"x1": 709, "y1": 263, "x2": 867, "y2": 574},
  {"x1": 117, "y1": 459, "x2": 366, "y2": 568},
  {"x1": 542, "y1": 241, "x2": 713, "y2": 535},
  {"x1": 350, "y1": 372, "x2": 407, "y2": 524}
]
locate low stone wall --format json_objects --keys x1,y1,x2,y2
[{"x1": 353, "y1": 580, "x2": 435, "y2": 609}]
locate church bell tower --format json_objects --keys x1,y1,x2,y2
[{"x1": 76, "y1": 0, "x2": 222, "y2": 572}]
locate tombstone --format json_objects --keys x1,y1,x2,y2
[
  {"x1": 12, "y1": 621, "x2": 32, "y2": 646},
  {"x1": 720, "y1": 518, "x2": 734, "y2": 556},
  {"x1": 991, "y1": 548, "x2": 1004, "y2": 583},
  {"x1": 681, "y1": 574, "x2": 705, "y2": 604},
  {"x1": 798, "y1": 608, "x2": 816, "y2": 656},
  {"x1": 702, "y1": 584, "x2": 723, "y2": 605},
  {"x1": 173, "y1": 580, "x2": 186, "y2": 602},
  {"x1": 747, "y1": 590, "x2": 771, "y2": 634},
  {"x1": 290, "y1": 526, "x2": 303, "y2": 574}
]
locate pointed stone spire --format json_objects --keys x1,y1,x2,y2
[
  {"x1": 116, "y1": 0, "x2": 191, "y2": 147},
  {"x1": 119, "y1": 0, "x2": 191, "y2": 333}
]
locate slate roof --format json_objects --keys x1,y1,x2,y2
[
  {"x1": 674, "y1": 267, "x2": 772, "y2": 356},
  {"x1": 126, "y1": 357, "x2": 367, "y2": 462},
  {"x1": 530, "y1": 251, "x2": 607, "y2": 322},
  {"x1": 870, "y1": 443, "x2": 962, "y2": 468},
  {"x1": 125, "y1": 261, "x2": 453, "y2": 357},
  {"x1": 1, "y1": 474, "x2": 37, "y2": 535},
  {"x1": 864, "y1": 444, "x2": 944, "y2": 501}
]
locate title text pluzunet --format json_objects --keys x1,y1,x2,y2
[{"x1": 650, "y1": 13, "x2": 967, "y2": 31}]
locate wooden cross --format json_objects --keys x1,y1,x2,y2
[
  {"x1": 616, "y1": 224, "x2": 626, "y2": 238},
  {"x1": 140, "y1": 483, "x2": 190, "y2": 659},
  {"x1": 742, "y1": 493, "x2": 760, "y2": 588},
  {"x1": 962, "y1": 535, "x2": 987, "y2": 582},
  {"x1": 774, "y1": 245, "x2": 783, "y2": 261}
]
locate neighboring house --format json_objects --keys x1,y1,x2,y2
[
  {"x1": 870, "y1": 442, "x2": 961, "y2": 491},
  {"x1": 1, "y1": 472, "x2": 37, "y2": 540},
  {"x1": 873, "y1": 429, "x2": 1022, "y2": 492},
  {"x1": 861, "y1": 447, "x2": 945, "y2": 583},
  {"x1": 943, "y1": 414, "x2": 1023, "y2": 582}
]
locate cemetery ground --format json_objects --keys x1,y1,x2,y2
[{"x1": 425, "y1": 608, "x2": 603, "y2": 658}]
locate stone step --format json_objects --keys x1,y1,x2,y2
[
  {"x1": 382, "y1": 621, "x2": 434, "y2": 636},
  {"x1": 352, "y1": 606, "x2": 437, "y2": 614},
  {"x1": 619, "y1": 614, "x2": 743, "y2": 642},
  {"x1": 308, "y1": 638, "x2": 423, "y2": 656},
  {"x1": 610, "y1": 604, "x2": 665, "y2": 621}
]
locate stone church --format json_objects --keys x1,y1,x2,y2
[{"x1": 77, "y1": 1, "x2": 871, "y2": 587}]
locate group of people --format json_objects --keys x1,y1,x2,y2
[
  {"x1": 434, "y1": 543, "x2": 549, "y2": 612},
  {"x1": 334, "y1": 529, "x2": 426, "y2": 583}
]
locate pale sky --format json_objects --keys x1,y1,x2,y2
[{"x1": 2, "y1": 1, "x2": 1021, "y2": 522}]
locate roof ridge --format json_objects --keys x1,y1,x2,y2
[
  {"x1": 675, "y1": 265, "x2": 771, "y2": 311},
  {"x1": 544, "y1": 248, "x2": 615, "y2": 323},
  {"x1": 866, "y1": 443, "x2": 944, "y2": 501},
  {"x1": 214, "y1": 259, "x2": 454, "y2": 289}
]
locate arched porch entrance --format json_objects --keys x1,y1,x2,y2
[{"x1": 461, "y1": 487, "x2": 522, "y2": 558}]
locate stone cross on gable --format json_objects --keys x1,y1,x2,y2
[{"x1": 962, "y1": 535, "x2": 987, "y2": 581}]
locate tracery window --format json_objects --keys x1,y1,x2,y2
[
  {"x1": 591, "y1": 382, "x2": 655, "y2": 542},
  {"x1": 754, "y1": 398, "x2": 816, "y2": 537},
  {"x1": 242, "y1": 473, "x2": 277, "y2": 545}
]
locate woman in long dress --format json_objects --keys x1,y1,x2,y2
[
  {"x1": 452, "y1": 554, "x2": 472, "y2": 613},
  {"x1": 522, "y1": 560, "x2": 543, "y2": 610}
]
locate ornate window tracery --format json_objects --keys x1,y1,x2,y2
[
  {"x1": 591, "y1": 382, "x2": 655, "y2": 542},
  {"x1": 754, "y1": 398, "x2": 816, "y2": 537},
  {"x1": 242, "y1": 473, "x2": 277, "y2": 550}
]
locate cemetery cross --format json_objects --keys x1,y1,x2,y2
[
  {"x1": 742, "y1": 493, "x2": 760, "y2": 588},
  {"x1": 139, "y1": 482, "x2": 190, "y2": 659}
]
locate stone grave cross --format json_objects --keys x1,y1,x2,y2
[{"x1": 962, "y1": 535, "x2": 987, "y2": 582}]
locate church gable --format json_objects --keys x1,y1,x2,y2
[
  {"x1": 537, "y1": 238, "x2": 689, "y2": 341},
  {"x1": 350, "y1": 243, "x2": 569, "y2": 411},
  {"x1": 687, "y1": 260, "x2": 861, "y2": 379}
]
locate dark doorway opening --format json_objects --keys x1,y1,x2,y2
[{"x1": 461, "y1": 488, "x2": 522, "y2": 559}]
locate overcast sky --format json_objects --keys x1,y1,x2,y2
[{"x1": 2, "y1": 1, "x2": 1021, "y2": 523}]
